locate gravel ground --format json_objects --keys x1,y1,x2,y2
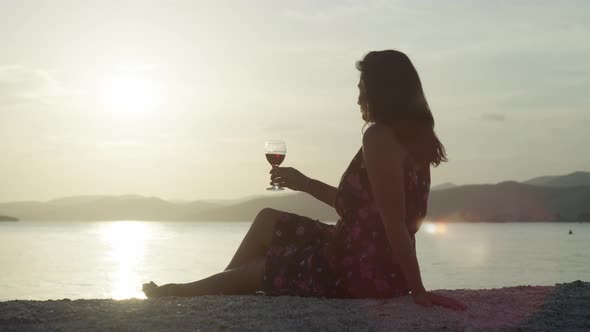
[{"x1": 1, "y1": 281, "x2": 588, "y2": 331}]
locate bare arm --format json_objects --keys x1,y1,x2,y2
[
  {"x1": 270, "y1": 167, "x2": 337, "y2": 208},
  {"x1": 303, "y1": 177, "x2": 338, "y2": 208},
  {"x1": 362, "y1": 124, "x2": 426, "y2": 295},
  {"x1": 363, "y1": 124, "x2": 466, "y2": 310}
]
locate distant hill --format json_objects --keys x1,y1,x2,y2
[
  {"x1": 190, "y1": 193, "x2": 339, "y2": 221},
  {"x1": 0, "y1": 215, "x2": 18, "y2": 222},
  {"x1": 0, "y1": 194, "x2": 337, "y2": 222},
  {"x1": 524, "y1": 171, "x2": 590, "y2": 188},
  {"x1": 47, "y1": 195, "x2": 113, "y2": 206},
  {"x1": 0, "y1": 195, "x2": 220, "y2": 221},
  {"x1": 427, "y1": 181, "x2": 590, "y2": 222},
  {"x1": 431, "y1": 182, "x2": 457, "y2": 191},
  {"x1": 2, "y1": 171, "x2": 590, "y2": 222}
]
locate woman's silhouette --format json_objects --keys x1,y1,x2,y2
[{"x1": 143, "y1": 50, "x2": 466, "y2": 310}]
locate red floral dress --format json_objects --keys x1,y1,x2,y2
[{"x1": 262, "y1": 147, "x2": 430, "y2": 298}]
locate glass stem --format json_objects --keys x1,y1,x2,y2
[{"x1": 272, "y1": 165, "x2": 279, "y2": 188}]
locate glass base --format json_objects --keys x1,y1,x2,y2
[{"x1": 266, "y1": 185, "x2": 284, "y2": 191}]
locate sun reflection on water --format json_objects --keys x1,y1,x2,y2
[{"x1": 99, "y1": 221, "x2": 153, "y2": 300}]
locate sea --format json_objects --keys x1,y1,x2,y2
[{"x1": 0, "y1": 221, "x2": 588, "y2": 301}]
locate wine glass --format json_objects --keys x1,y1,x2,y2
[{"x1": 265, "y1": 140, "x2": 286, "y2": 191}]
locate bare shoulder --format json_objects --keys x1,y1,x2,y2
[{"x1": 362, "y1": 123, "x2": 406, "y2": 158}]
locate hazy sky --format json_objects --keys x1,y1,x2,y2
[{"x1": 1, "y1": 0, "x2": 589, "y2": 202}]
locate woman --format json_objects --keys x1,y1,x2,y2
[{"x1": 143, "y1": 50, "x2": 466, "y2": 310}]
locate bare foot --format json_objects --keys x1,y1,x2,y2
[{"x1": 142, "y1": 281, "x2": 160, "y2": 298}]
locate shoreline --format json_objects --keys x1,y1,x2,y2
[{"x1": 1, "y1": 281, "x2": 588, "y2": 331}]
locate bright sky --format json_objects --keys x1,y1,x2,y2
[{"x1": 1, "y1": 0, "x2": 589, "y2": 202}]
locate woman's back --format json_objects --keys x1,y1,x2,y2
[{"x1": 330, "y1": 147, "x2": 430, "y2": 297}]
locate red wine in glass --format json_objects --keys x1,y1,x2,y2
[
  {"x1": 265, "y1": 153, "x2": 285, "y2": 167},
  {"x1": 265, "y1": 140, "x2": 286, "y2": 191}
]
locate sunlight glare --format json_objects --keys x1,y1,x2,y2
[
  {"x1": 99, "y1": 221, "x2": 154, "y2": 300},
  {"x1": 423, "y1": 222, "x2": 448, "y2": 235},
  {"x1": 99, "y1": 74, "x2": 162, "y2": 113}
]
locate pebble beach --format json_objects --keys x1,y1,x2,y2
[{"x1": 1, "y1": 281, "x2": 588, "y2": 331}]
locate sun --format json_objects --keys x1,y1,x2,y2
[{"x1": 99, "y1": 73, "x2": 162, "y2": 113}]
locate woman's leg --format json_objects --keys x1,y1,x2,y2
[
  {"x1": 142, "y1": 208, "x2": 284, "y2": 298},
  {"x1": 143, "y1": 257, "x2": 265, "y2": 298},
  {"x1": 224, "y1": 208, "x2": 283, "y2": 271}
]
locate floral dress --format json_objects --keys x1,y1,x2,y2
[{"x1": 262, "y1": 147, "x2": 430, "y2": 298}]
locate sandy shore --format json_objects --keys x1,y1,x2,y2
[{"x1": 1, "y1": 281, "x2": 588, "y2": 331}]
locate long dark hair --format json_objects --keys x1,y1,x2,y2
[{"x1": 356, "y1": 50, "x2": 447, "y2": 167}]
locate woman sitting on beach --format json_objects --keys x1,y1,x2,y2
[{"x1": 143, "y1": 50, "x2": 467, "y2": 310}]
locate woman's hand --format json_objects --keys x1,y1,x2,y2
[
  {"x1": 270, "y1": 167, "x2": 309, "y2": 192},
  {"x1": 413, "y1": 290, "x2": 468, "y2": 311}
]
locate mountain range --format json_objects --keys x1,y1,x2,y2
[
  {"x1": 523, "y1": 171, "x2": 590, "y2": 187},
  {"x1": 1, "y1": 171, "x2": 589, "y2": 222}
]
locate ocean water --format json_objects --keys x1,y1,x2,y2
[{"x1": 0, "y1": 221, "x2": 588, "y2": 300}]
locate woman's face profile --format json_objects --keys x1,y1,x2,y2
[{"x1": 357, "y1": 79, "x2": 369, "y2": 121}]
